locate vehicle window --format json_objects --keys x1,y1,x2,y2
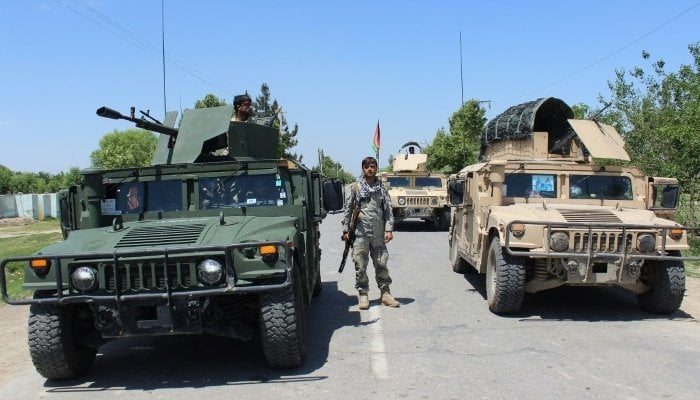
[
  {"x1": 504, "y1": 174, "x2": 557, "y2": 198},
  {"x1": 109, "y1": 180, "x2": 183, "y2": 215},
  {"x1": 147, "y1": 180, "x2": 183, "y2": 212},
  {"x1": 387, "y1": 177, "x2": 410, "y2": 188},
  {"x1": 115, "y1": 182, "x2": 144, "y2": 214},
  {"x1": 199, "y1": 173, "x2": 288, "y2": 209},
  {"x1": 570, "y1": 175, "x2": 632, "y2": 200},
  {"x1": 415, "y1": 177, "x2": 443, "y2": 188}
]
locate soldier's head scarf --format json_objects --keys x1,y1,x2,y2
[{"x1": 357, "y1": 177, "x2": 384, "y2": 200}]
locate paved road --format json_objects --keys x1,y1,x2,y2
[{"x1": 1, "y1": 213, "x2": 700, "y2": 399}]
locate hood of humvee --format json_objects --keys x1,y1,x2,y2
[
  {"x1": 492, "y1": 203, "x2": 679, "y2": 227},
  {"x1": 35, "y1": 215, "x2": 298, "y2": 255}
]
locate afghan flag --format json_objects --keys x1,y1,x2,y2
[{"x1": 372, "y1": 120, "x2": 380, "y2": 158}]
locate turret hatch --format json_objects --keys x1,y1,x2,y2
[{"x1": 567, "y1": 119, "x2": 630, "y2": 161}]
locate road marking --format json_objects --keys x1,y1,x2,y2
[{"x1": 362, "y1": 305, "x2": 389, "y2": 379}]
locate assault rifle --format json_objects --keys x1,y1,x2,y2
[{"x1": 339, "y1": 204, "x2": 360, "y2": 273}]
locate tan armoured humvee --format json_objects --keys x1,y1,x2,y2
[
  {"x1": 447, "y1": 98, "x2": 697, "y2": 314},
  {"x1": 380, "y1": 142, "x2": 450, "y2": 230}
]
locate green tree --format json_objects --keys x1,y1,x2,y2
[
  {"x1": 571, "y1": 103, "x2": 592, "y2": 119},
  {"x1": 195, "y1": 93, "x2": 228, "y2": 109},
  {"x1": 63, "y1": 167, "x2": 82, "y2": 188},
  {"x1": 0, "y1": 164, "x2": 12, "y2": 194},
  {"x1": 11, "y1": 172, "x2": 45, "y2": 194},
  {"x1": 425, "y1": 99, "x2": 486, "y2": 174},
  {"x1": 254, "y1": 83, "x2": 301, "y2": 161},
  {"x1": 601, "y1": 42, "x2": 700, "y2": 226},
  {"x1": 90, "y1": 129, "x2": 158, "y2": 169},
  {"x1": 314, "y1": 151, "x2": 354, "y2": 183},
  {"x1": 45, "y1": 172, "x2": 64, "y2": 193}
]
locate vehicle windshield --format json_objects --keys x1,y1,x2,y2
[
  {"x1": 415, "y1": 177, "x2": 443, "y2": 188},
  {"x1": 504, "y1": 173, "x2": 557, "y2": 198},
  {"x1": 570, "y1": 175, "x2": 632, "y2": 200},
  {"x1": 387, "y1": 177, "x2": 410, "y2": 188},
  {"x1": 199, "y1": 173, "x2": 288, "y2": 209}
]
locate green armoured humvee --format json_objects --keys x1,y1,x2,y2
[
  {"x1": 447, "y1": 98, "x2": 698, "y2": 315},
  {"x1": 0, "y1": 105, "x2": 344, "y2": 379},
  {"x1": 380, "y1": 142, "x2": 450, "y2": 230}
]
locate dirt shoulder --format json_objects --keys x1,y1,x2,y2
[{"x1": 0, "y1": 217, "x2": 60, "y2": 238}]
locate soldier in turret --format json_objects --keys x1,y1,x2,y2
[{"x1": 232, "y1": 93, "x2": 254, "y2": 122}]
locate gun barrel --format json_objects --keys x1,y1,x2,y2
[
  {"x1": 96, "y1": 106, "x2": 178, "y2": 137},
  {"x1": 96, "y1": 106, "x2": 127, "y2": 120}
]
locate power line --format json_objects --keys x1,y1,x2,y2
[
  {"x1": 499, "y1": 1, "x2": 700, "y2": 104},
  {"x1": 54, "y1": 0, "x2": 237, "y2": 97}
]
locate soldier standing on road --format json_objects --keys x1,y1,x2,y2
[{"x1": 342, "y1": 156, "x2": 400, "y2": 309}]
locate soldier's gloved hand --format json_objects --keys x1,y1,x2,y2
[{"x1": 341, "y1": 232, "x2": 349, "y2": 241}]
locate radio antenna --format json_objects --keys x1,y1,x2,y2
[
  {"x1": 459, "y1": 31, "x2": 464, "y2": 105},
  {"x1": 161, "y1": 0, "x2": 167, "y2": 116}
]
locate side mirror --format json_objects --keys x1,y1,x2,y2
[
  {"x1": 652, "y1": 184, "x2": 680, "y2": 209},
  {"x1": 447, "y1": 179, "x2": 465, "y2": 207},
  {"x1": 322, "y1": 179, "x2": 344, "y2": 213},
  {"x1": 58, "y1": 192, "x2": 73, "y2": 239}
]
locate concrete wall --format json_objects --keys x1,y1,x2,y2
[{"x1": 0, "y1": 193, "x2": 59, "y2": 220}]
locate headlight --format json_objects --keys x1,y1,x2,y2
[
  {"x1": 637, "y1": 234, "x2": 656, "y2": 253},
  {"x1": 197, "y1": 258, "x2": 223, "y2": 285},
  {"x1": 398, "y1": 197, "x2": 406, "y2": 206},
  {"x1": 431, "y1": 197, "x2": 438, "y2": 205},
  {"x1": 510, "y1": 223, "x2": 526, "y2": 237},
  {"x1": 71, "y1": 266, "x2": 98, "y2": 292},
  {"x1": 549, "y1": 231, "x2": 569, "y2": 252}
]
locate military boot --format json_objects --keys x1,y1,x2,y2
[
  {"x1": 380, "y1": 287, "x2": 400, "y2": 307},
  {"x1": 358, "y1": 291, "x2": 369, "y2": 310}
]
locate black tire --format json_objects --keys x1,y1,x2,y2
[
  {"x1": 28, "y1": 300, "x2": 97, "y2": 380},
  {"x1": 312, "y1": 271, "x2": 322, "y2": 297},
  {"x1": 450, "y1": 234, "x2": 469, "y2": 274},
  {"x1": 259, "y1": 267, "x2": 306, "y2": 368},
  {"x1": 637, "y1": 253, "x2": 685, "y2": 315},
  {"x1": 486, "y1": 236, "x2": 526, "y2": 314},
  {"x1": 438, "y1": 208, "x2": 451, "y2": 231}
]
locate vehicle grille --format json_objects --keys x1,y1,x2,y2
[
  {"x1": 102, "y1": 260, "x2": 196, "y2": 291},
  {"x1": 572, "y1": 231, "x2": 633, "y2": 253},
  {"x1": 404, "y1": 197, "x2": 434, "y2": 206},
  {"x1": 116, "y1": 224, "x2": 206, "y2": 248}
]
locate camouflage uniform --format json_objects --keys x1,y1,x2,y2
[{"x1": 342, "y1": 181, "x2": 395, "y2": 292}]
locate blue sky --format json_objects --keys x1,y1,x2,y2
[{"x1": 1, "y1": 1, "x2": 698, "y2": 175}]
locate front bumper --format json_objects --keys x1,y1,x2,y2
[
  {"x1": 0, "y1": 241, "x2": 293, "y2": 307},
  {"x1": 504, "y1": 220, "x2": 698, "y2": 263}
]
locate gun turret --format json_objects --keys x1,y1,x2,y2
[{"x1": 97, "y1": 106, "x2": 179, "y2": 137}]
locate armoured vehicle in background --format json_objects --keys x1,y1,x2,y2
[
  {"x1": 0, "y1": 104, "x2": 344, "y2": 379},
  {"x1": 380, "y1": 142, "x2": 450, "y2": 229},
  {"x1": 447, "y1": 97, "x2": 697, "y2": 314}
]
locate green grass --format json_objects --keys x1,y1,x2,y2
[
  {"x1": 686, "y1": 260, "x2": 700, "y2": 278},
  {"x1": 1, "y1": 227, "x2": 62, "y2": 303},
  {"x1": 0, "y1": 218, "x2": 60, "y2": 236}
]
